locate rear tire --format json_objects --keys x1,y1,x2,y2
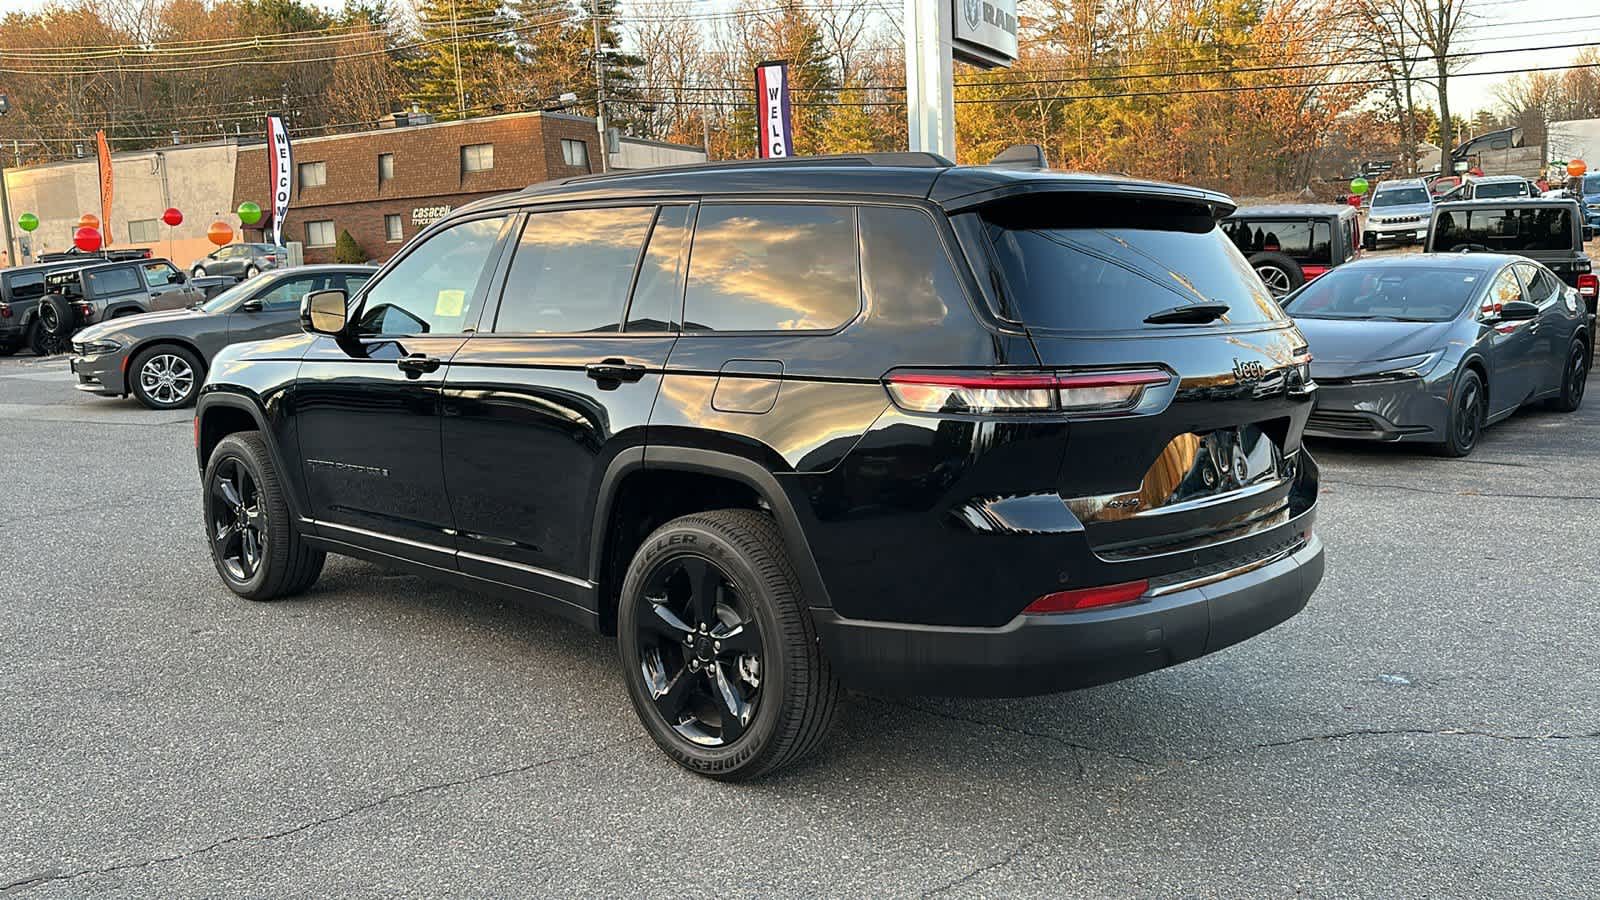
[
  {"x1": 192, "y1": 266, "x2": 206, "y2": 278},
  {"x1": 1547, "y1": 340, "x2": 1588, "y2": 412},
  {"x1": 204, "y1": 432, "x2": 325, "y2": 601},
  {"x1": 1437, "y1": 368, "x2": 1486, "y2": 458},
  {"x1": 617, "y1": 509, "x2": 839, "y2": 781}
]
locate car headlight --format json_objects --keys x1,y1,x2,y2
[
  {"x1": 1349, "y1": 352, "x2": 1443, "y2": 383},
  {"x1": 76, "y1": 339, "x2": 122, "y2": 355}
]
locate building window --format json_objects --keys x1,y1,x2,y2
[
  {"x1": 385, "y1": 214, "x2": 403, "y2": 242},
  {"x1": 305, "y1": 220, "x2": 336, "y2": 247},
  {"x1": 127, "y1": 219, "x2": 161, "y2": 243},
  {"x1": 378, "y1": 153, "x2": 395, "y2": 184},
  {"x1": 461, "y1": 143, "x2": 494, "y2": 173},
  {"x1": 561, "y1": 139, "x2": 589, "y2": 170},
  {"x1": 299, "y1": 161, "x2": 327, "y2": 189}
]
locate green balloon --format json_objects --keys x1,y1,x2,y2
[
  {"x1": 1350, "y1": 177, "x2": 1370, "y2": 195},
  {"x1": 237, "y1": 201, "x2": 263, "y2": 225},
  {"x1": 17, "y1": 212, "x2": 38, "y2": 232}
]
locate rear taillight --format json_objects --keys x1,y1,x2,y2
[
  {"x1": 75, "y1": 302, "x2": 93, "y2": 318},
  {"x1": 1025, "y1": 580, "x2": 1149, "y2": 614},
  {"x1": 264, "y1": 255, "x2": 277, "y2": 263},
  {"x1": 0, "y1": 303, "x2": 10, "y2": 319},
  {"x1": 1580, "y1": 274, "x2": 1598, "y2": 300},
  {"x1": 1300, "y1": 265, "x2": 1329, "y2": 280},
  {"x1": 884, "y1": 370, "x2": 1171, "y2": 417}
]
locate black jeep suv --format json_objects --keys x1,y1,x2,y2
[{"x1": 194, "y1": 154, "x2": 1325, "y2": 780}]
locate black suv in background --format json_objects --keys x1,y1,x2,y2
[
  {"x1": 1221, "y1": 204, "x2": 1361, "y2": 296},
  {"x1": 195, "y1": 154, "x2": 1325, "y2": 780},
  {"x1": 0, "y1": 259, "x2": 101, "y2": 355},
  {"x1": 1427, "y1": 198, "x2": 1598, "y2": 313}
]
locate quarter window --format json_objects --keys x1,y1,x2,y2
[
  {"x1": 461, "y1": 143, "x2": 494, "y2": 173},
  {"x1": 305, "y1": 220, "x2": 336, "y2": 247},
  {"x1": 355, "y1": 215, "x2": 507, "y2": 336},
  {"x1": 494, "y1": 206, "x2": 654, "y2": 333},
  {"x1": 683, "y1": 204, "x2": 860, "y2": 332},
  {"x1": 626, "y1": 206, "x2": 692, "y2": 331},
  {"x1": 299, "y1": 161, "x2": 327, "y2": 189}
]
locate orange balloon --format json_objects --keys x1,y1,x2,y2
[
  {"x1": 1569, "y1": 159, "x2": 1588, "y2": 178},
  {"x1": 78, "y1": 213, "x2": 100, "y2": 230},
  {"x1": 207, "y1": 220, "x2": 234, "y2": 246}
]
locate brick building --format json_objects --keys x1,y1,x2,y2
[{"x1": 231, "y1": 111, "x2": 704, "y2": 264}]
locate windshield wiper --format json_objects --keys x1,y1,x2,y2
[{"x1": 1144, "y1": 301, "x2": 1230, "y2": 324}]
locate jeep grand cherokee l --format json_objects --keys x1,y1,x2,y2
[{"x1": 194, "y1": 153, "x2": 1325, "y2": 780}]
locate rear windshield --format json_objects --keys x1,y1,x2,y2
[
  {"x1": 1283, "y1": 264, "x2": 1480, "y2": 322},
  {"x1": 5, "y1": 271, "x2": 47, "y2": 300},
  {"x1": 975, "y1": 203, "x2": 1287, "y2": 332},
  {"x1": 1474, "y1": 181, "x2": 1529, "y2": 199},
  {"x1": 1372, "y1": 187, "x2": 1430, "y2": 207},
  {"x1": 1222, "y1": 218, "x2": 1331, "y2": 262},
  {"x1": 1433, "y1": 207, "x2": 1575, "y2": 253}
]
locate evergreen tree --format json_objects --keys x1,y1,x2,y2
[
  {"x1": 512, "y1": 0, "x2": 588, "y2": 106},
  {"x1": 334, "y1": 229, "x2": 366, "y2": 263},
  {"x1": 578, "y1": 0, "x2": 645, "y2": 132},
  {"x1": 403, "y1": 0, "x2": 518, "y2": 120},
  {"x1": 731, "y1": 2, "x2": 839, "y2": 157}
]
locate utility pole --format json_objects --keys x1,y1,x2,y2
[
  {"x1": 451, "y1": 0, "x2": 466, "y2": 119},
  {"x1": 591, "y1": 0, "x2": 609, "y2": 172},
  {"x1": 0, "y1": 94, "x2": 15, "y2": 267}
]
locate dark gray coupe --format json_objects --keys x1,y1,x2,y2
[
  {"x1": 69, "y1": 265, "x2": 374, "y2": 409},
  {"x1": 1284, "y1": 254, "x2": 1592, "y2": 456}
]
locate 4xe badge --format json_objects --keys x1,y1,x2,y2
[{"x1": 1232, "y1": 359, "x2": 1266, "y2": 383}]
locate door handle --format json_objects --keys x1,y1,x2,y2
[
  {"x1": 586, "y1": 358, "x2": 647, "y2": 384},
  {"x1": 397, "y1": 353, "x2": 442, "y2": 378}
]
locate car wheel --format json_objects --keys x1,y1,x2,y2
[
  {"x1": 204, "y1": 431, "x2": 326, "y2": 601},
  {"x1": 193, "y1": 266, "x2": 206, "y2": 278},
  {"x1": 129, "y1": 344, "x2": 203, "y2": 409},
  {"x1": 617, "y1": 509, "x2": 840, "y2": 781},
  {"x1": 32, "y1": 297, "x2": 75, "y2": 355},
  {"x1": 1247, "y1": 252, "x2": 1305, "y2": 297},
  {"x1": 245, "y1": 265, "x2": 260, "y2": 279},
  {"x1": 1438, "y1": 369, "x2": 1486, "y2": 458},
  {"x1": 1547, "y1": 340, "x2": 1588, "y2": 412},
  {"x1": 1362, "y1": 234, "x2": 1377, "y2": 251}
]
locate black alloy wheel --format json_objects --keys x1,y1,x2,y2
[
  {"x1": 1441, "y1": 369, "x2": 1485, "y2": 457},
  {"x1": 32, "y1": 297, "x2": 74, "y2": 355},
  {"x1": 1549, "y1": 341, "x2": 1588, "y2": 412},
  {"x1": 618, "y1": 510, "x2": 839, "y2": 781},
  {"x1": 209, "y1": 456, "x2": 267, "y2": 584}
]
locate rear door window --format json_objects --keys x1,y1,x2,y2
[
  {"x1": 977, "y1": 209, "x2": 1287, "y2": 332},
  {"x1": 1433, "y1": 207, "x2": 1575, "y2": 253},
  {"x1": 625, "y1": 205, "x2": 692, "y2": 332},
  {"x1": 683, "y1": 203, "x2": 860, "y2": 332},
  {"x1": 1222, "y1": 219, "x2": 1330, "y2": 262},
  {"x1": 493, "y1": 206, "x2": 654, "y2": 334},
  {"x1": 86, "y1": 267, "x2": 141, "y2": 296}
]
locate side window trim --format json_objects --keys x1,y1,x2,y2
[
  {"x1": 680, "y1": 201, "x2": 863, "y2": 336},
  {"x1": 351, "y1": 211, "x2": 516, "y2": 339},
  {"x1": 621, "y1": 202, "x2": 698, "y2": 335}
]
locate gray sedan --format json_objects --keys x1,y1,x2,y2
[
  {"x1": 69, "y1": 265, "x2": 375, "y2": 409},
  {"x1": 1284, "y1": 254, "x2": 1592, "y2": 457}
]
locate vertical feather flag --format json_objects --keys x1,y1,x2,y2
[
  {"x1": 754, "y1": 60, "x2": 793, "y2": 159},
  {"x1": 95, "y1": 130, "x2": 113, "y2": 247}
]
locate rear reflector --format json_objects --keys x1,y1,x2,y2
[
  {"x1": 1580, "y1": 274, "x2": 1598, "y2": 299},
  {"x1": 885, "y1": 370, "x2": 1170, "y2": 416},
  {"x1": 1025, "y1": 580, "x2": 1149, "y2": 614}
]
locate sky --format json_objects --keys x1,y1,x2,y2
[{"x1": 2, "y1": 0, "x2": 1593, "y2": 117}]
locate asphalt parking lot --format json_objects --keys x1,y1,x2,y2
[{"x1": 2, "y1": 351, "x2": 1597, "y2": 898}]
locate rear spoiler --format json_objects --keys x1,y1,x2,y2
[{"x1": 932, "y1": 175, "x2": 1236, "y2": 221}]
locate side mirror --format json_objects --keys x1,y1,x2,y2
[
  {"x1": 173, "y1": 270, "x2": 188, "y2": 284},
  {"x1": 301, "y1": 289, "x2": 348, "y2": 335},
  {"x1": 1498, "y1": 300, "x2": 1540, "y2": 322},
  {"x1": 238, "y1": 298, "x2": 265, "y2": 313}
]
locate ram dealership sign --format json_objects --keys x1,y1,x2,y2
[{"x1": 953, "y1": 0, "x2": 1018, "y2": 69}]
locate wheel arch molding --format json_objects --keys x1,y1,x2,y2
[
  {"x1": 195, "y1": 393, "x2": 308, "y2": 523},
  {"x1": 588, "y1": 445, "x2": 835, "y2": 633}
]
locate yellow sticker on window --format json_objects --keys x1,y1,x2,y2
[{"x1": 435, "y1": 289, "x2": 466, "y2": 318}]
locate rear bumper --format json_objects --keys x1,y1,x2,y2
[{"x1": 813, "y1": 533, "x2": 1324, "y2": 697}]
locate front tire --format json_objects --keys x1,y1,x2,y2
[
  {"x1": 204, "y1": 432, "x2": 325, "y2": 601},
  {"x1": 1438, "y1": 368, "x2": 1486, "y2": 457},
  {"x1": 129, "y1": 344, "x2": 203, "y2": 409},
  {"x1": 617, "y1": 509, "x2": 839, "y2": 781},
  {"x1": 1547, "y1": 340, "x2": 1588, "y2": 412},
  {"x1": 245, "y1": 265, "x2": 260, "y2": 279},
  {"x1": 192, "y1": 266, "x2": 206, "y2": 278}
]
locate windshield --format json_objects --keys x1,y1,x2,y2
[
  {"x1": 977, "y1": 208, "x2": 1286, "y2": 332},
  {"x1": 1580, "y1": 175, "x2": 1600, "y2": 195},
  {"x1": 1475, "y1": 181, "x2": 1529, "y2": 199},
  {"x1": 1372, "y1": 187, "x2": 1430, "y2": 207},
  {"x1": 1283, "y1": 265, "x2": 1481, "y2": 322},
  {"x1": 197, "y1": 277, "x2": 261, "y2": 313},
  {"x1": 1433, "y1": 206, "x2": 1575, "y2": 252}
]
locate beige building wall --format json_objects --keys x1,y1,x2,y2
[{"x1": 3, "y1": 141, "x2": 239, "y2": 269}]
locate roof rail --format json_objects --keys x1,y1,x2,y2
[{"x1": 528, "y1": 151, "x2": 956, "y2": 191}]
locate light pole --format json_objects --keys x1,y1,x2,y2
[{"x1": 0, "y1": 93, "x2": 15, "y2": 266}]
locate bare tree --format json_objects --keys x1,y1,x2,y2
[{"x1": 1406, "y1": 0, "x2": 1471, "y2": 163}]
